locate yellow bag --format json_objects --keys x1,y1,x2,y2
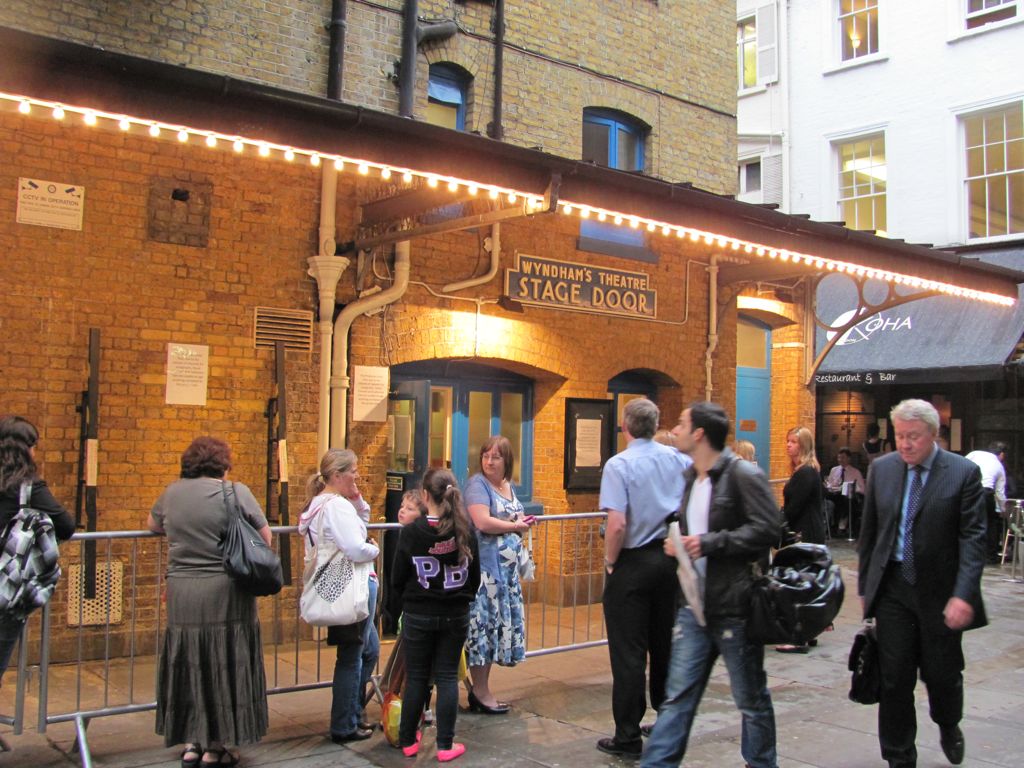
[
  {"x1": 382, "y1": 691, "x2": 403, "y2": 747},
  {"x1": 458, "y1": 646, "x2": 467, "y2": 681}
]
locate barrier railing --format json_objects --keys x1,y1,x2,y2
[{"x1": 0, "y1": 512, "x2": 609, "y2": 767}]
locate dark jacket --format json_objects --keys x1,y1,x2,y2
[
  {"x1": 0, "y1": 479, "x2": 75, "y2": 541},
  {"x1": 783, "y1": 464, "x2": 826, "y2": 544},
  {"x1": 391, "y1": 515, "x2": 482, "y2": 617},
  {"x1": 679, "y1": 449, "x2": 780, "y2": 618},
  {"x1": 858, "y1": 448, "x2": 987, "y2": 633}
]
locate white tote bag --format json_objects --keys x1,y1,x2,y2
[{"x1": 299, "y1": 505, "x2": 371, "y2": 627}]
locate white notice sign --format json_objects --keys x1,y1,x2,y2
[
  {"x1": 353, "y1": 365, "x2": 389, "y2": 422},
  {"x1": 17, "y1": 178, "x2": 85, "y2": 230},
  {"x1": 165, "y1": 344, "x2": 209, "y2": 406},
  {"x1": 575, "y1": 418, "x2": 604, "y2": 469}
]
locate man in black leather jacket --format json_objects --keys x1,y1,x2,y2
[{"x1": 641, "y1": 402, "x2": 780, "y2": 768}]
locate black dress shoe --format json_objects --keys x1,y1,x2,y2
[
  {"x1": 331, "y1": 727, "x2": 374, "y2": 744},
  {"x1": 467, "y1": 689, "x2": 510, "y2": 715},
  {"x1": 596, "y1": 737, "x2": 641, "y2": 759},
  {"x1": 940, "y1": 725, "x2": 964, "y2": 765}
]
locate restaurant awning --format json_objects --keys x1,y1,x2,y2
[
  {"x1": 1, "y1": 25, "x2": 1022, "y2": 303},
  {"x1": 814, "y1": 244, "x2": 1024, "y2": 386}
]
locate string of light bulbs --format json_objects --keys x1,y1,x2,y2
[{"x1": 1, "y1": 91, "x2": 1014, "y2": 307}]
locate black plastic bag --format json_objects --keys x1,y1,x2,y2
[
  {"x1": 221, "y1": 481, "x2": 283, "y2": 596},
  {"x1": 748, "y1": 543, "x2": 844, "y2": 645}
]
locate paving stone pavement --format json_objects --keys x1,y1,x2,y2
[{"x1": 2, "y1": 542, "x2": 1022, "y2": 767}]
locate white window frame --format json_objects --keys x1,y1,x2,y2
[
  {"x1": 959, "y1": 99, "x2": 1024, "y2": 242},
  {"x1": 834, "y1": 132, "x2": 887, "y2": 234},
  {"x1": 738, "y1": 157, "x2": 764, "y2": 203},
  {"x1": 965, "y1": 0, "x2": 1018, "y2": 29},
  {"x1": 837, "y1": 0, "x2": 880, "y2": 63},
  {"x1": 737, "y1": 15, "x2": 758, "y2": 91},
  {"x1": 737, "y1": 3, "x2": 778, "y2": 92}
]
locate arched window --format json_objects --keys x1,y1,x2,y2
[
  {"x1": 608, "y1": 370, "x2": 657, "y2": 453},
  {"x1": 581, "y1": 108, "x2": 651, "y2": 258},
  {"x1": 427, "y1": 63, "x2": 470, "y2": 130}
]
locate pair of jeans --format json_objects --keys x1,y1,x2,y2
[
  {"x1": 329, "y1": 617, "x2": 366, "y2": 737},
  {"x1": 641, "y1": 607, "x2": 777, "y2": 768},
  {"x1": 398, "y1": 612, "x2": 469, "y2": 751},
  {"x1": 0, "y1": 613, "x2": 26, "y2": 684},
  {"x1": 360, "y1": 575, "x2": 380, "y2": 705}
]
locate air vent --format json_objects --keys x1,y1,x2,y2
[{"x1": 254, "y1": 307, "x2": 314, "y2": 353}]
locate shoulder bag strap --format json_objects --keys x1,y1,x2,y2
[{"x1": 19, "y1": 481, "x2": 33, "y2": 508}]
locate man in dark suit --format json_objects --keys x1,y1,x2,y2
[{"x1": 859, "y1": 399, "x2": 987, "y2": 768}]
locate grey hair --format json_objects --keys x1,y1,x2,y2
[
  {"x1": 623, "y1": 398, "x2": 659, "y2": 440},
  {"x1": 890, "y1": 399, "x2": 939, "y2": 434}
]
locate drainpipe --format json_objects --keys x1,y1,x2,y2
[
  {"x1": 327, "y1": 0, "x2": 348, "y2": 100},
  {"x1": 489, "y1": 0, "x2": 505, "y2": 140},
  {"x1": 443, "y1": 223, "x2": 501, "y2": 292},
  {"x1": 330, "y1": 241, "x2": 411, "y2": 447},
  {"x1": 399, "y1": 0, "x2": 458, "y2": 118},
  {"x1": 705, "y1": 255, "x2": 720, "y2": 402}
]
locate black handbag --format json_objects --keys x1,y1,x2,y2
[
  {"x1": 848, "y1": 623, "x2": 880, "y2": 705},
  {"x1": 747, "y1": 543, "x2": 844, "y2": 645},
  {"x1": 221, "y1": 481, "x2": 283, "y2": 596}
]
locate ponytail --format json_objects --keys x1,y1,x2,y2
[
  {"x1": 301, "y1": 448, "x2": 357, "y2": 512},
  {"x1": 422, "y1": 468, "x2": 473, "y2": 563}
]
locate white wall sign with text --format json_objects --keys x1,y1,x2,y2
[
  {"x1": 165, "y1": 343, "x2": 209, "y2": 406},
  {"x1": 17, "y1": 178, "x2": 85, "y2": 230},
  {"x1": 353, "y1": 365, "x2": 389, "y2": 422}
]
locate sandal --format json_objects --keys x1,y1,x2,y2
[
  {"x1": 181, "y1": 744, "x2": 203, "y2": 768},
  {"x1": 201, "y1": 747, "x2": 240, "y2": 766}
]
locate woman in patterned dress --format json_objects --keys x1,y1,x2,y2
[{"x1": 463, "y1": 436, "x2": 536, "y2": 713}]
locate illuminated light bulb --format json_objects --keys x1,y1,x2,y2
[
  {"x1": 675, "y1": 227, "x2": 684, "y2": 238},
  {"x1": 489, "y1": 188, "x2": 499, "y2": 200},
  {"x1": 579, "y1": 206, "x2": 591, "y2": 218},
  {"x1": 662, "y1": 225, "x2": 672, "y2": 236},
  {"x1": 233, "y1": 138, "x2": 244, "y2": 153},
  {"x1": 402, "y1": 170, "x2": 413, "y2": 183},
  {"x1": 467, "y1": 183, "x2": 477, "y2": 195},
  {"x1": 53, "y1": 105, "x2": 65, "y2": 120},
  {"x1": 630, "y1": 217, "x2": 640, "y2": 229},
  {"x1": 359, "y1": 162, "x2": 370, "y2": 175},
  {"x1": 731, "y1": 239, "x2": 740, "y2": 249},
  {"x1": 448, "y1": 180, "x2": 459, "y2": 192},
  {"x1": 427, "y1": 176, "x2": 439, "y2": 188},
  {"x1": 703, "y1": 234, "x2": 714, "y2": 244},
  {"x1": 562, "y1": 203, "x2": 573, "y2": 215},
  {"x1": 507, "y1": 192, "x2": 517, "y2": 203},
  {"x1": 119, "y1": 117, "x2": 131, "y2": 131},
  {"x1": 177, "y1": 129, "x2": 189, "y2": 143},
  {"x1": 206, "y1": 134, "x2": 218, "y2": 148},
  {"x1": 780, "y1": 251, "x2": 790, "y2": 262},
  {"x1": 645, "y1": 221, "x2": 655, "y2": 232},
  {"x1": 768, "y1": 249, "x2": 778, "y2": 259},
  {"x1": 334, "y1": 158, "x2": 344, "y2": 170},
  {"x1": 756, "y1": 246, "x2": 766, "y2": 256},
  {"x1": 690, "y1": 231, "x2": 700, "y2": 242},
  {"x1": 744, "y1": 243, "x2": 753, "y2": 253},
  {"x1": 284, "y1": 148, "x2": 295, "y2": 161},
  {"x1": 83, "y1": 112, "x2": 97, "y2": 126},
  {"x1": 380, "y1": 167, "x2": 391, "y2": 179},
  {"x1": 717, "y1": 236, "x2": 728, "y2": 247},
  {"x1": 310, "y1": 153, "x2": 321, "y2": 166},
  {"x1": 614, "y1": 215, "x2": 623, "y2": 225},
  {"x1": 149, "y1": 123, "x2": 162, "y2": 137},
  {"x1": 598, "y1": 211, "x2": 607, "y2": 222},
  {"x1": 18, "y1": 100, "x2": 30, "y2": 114},
  {"x1": 258, "y1": 143, "x2": 270, "y2": 157}
]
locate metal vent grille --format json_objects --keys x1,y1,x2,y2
[
  {"x1": 254, "y1": 307, "x2": 314, "y2": 353},
  {"x1": 67, "y1": 561, "x2": 123, "y2": 627}
]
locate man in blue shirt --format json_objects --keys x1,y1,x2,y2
[{"x1": 598, "y1": 398, "x2": 690, "y2": 759}]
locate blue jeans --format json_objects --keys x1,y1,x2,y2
[
  {"x1": 360, "y1": 576, "x2": 380, "y2": 705},
  {"x1": 641, "y1": 608, "x2": 777, "y2": 768},
  {"x1": 398, "y1": 612, "x2": 469, "y2": 751},
  {"x1": 0, "y1": 613, "x2": 26, "y2": 684}
]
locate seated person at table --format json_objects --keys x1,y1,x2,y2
[{"x1": 824, "y1": 447, "x2": 865, "y2": 533}]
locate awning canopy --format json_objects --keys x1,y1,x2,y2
[
  {"x1": 1, "y1": 26, "x2": 1022, "y2": 302},
  {"x1": 814, "y1": 245, "x2": 1024, "y2": 386}
]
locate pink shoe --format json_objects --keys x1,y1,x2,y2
[
  {"x1": 437, "y1": 743, "x2": 466, "y2": 762},
  {"x1": 402, "y1": 730, "x2": 422, "y2": 757}
]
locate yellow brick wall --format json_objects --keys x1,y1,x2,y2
[{"x1": 0, "y1": 0, "x2": 736, "y2": 191}]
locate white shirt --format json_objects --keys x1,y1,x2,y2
[
  {"x1": 965, "y1": 450, "x2": 1007, "y2": 509},
  {"x1": 298, "y1": 493, "x2": 379, "y2": 563},
  {"x1": 685, "y1": 476, "x2": 712, "y2": 580},
  {"x1": 825, "y1": 464, "x2": 865, "y2": 495}
]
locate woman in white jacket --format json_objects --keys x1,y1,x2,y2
[{"x1": 298, "y1": 449, "x2": 379, "y2": 744}]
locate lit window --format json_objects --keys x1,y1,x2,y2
[
  {"x1": 963, "y1": 103, "x2": 1024, "y2": 239},
  {"x1": 837, "y1": 135, "x2": 886, "y2": 234},
  {"x1": 427, "y1": 63, "x2": 470, "y2": 130},
  {"x1": 966, "y1": 0, "x2": 1017, "y2": 29},
  {"x1": 839, "y1": 0, "x2": 879, "y2": 61},
  {"x1": 737, "y1": 18, "x2": 758, "y2": 89}
]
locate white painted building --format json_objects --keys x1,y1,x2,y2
[{"x1": 737, "y1": 0, "x2": 1023, "y2": 249}]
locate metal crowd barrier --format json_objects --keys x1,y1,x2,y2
[{"x1": 0, "y1": 512, "x2": 608, "y2": 767}]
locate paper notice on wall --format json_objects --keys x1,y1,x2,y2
[
  {"x1": 165, "y1": 343, "x2": 209, "y2": 405},
  {"x1": 575, "y1": 418, "x2": 603, "y2": 469},
  {"x1": 17, "y1": 178, "x2": 85, "y2": 230},
  {"x1": 353, "y1": 365, "x2": 389, "y2": 422}
]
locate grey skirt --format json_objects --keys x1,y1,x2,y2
[{"x1": 155, "y1": 572, "x2": 268, "y2": 747}]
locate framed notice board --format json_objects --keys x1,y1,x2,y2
[{"x1": 564, "y1": 398, "x2": 615, "y2": 490}]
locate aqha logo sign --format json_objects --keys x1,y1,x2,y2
[{"x1": 826, "y1": 309, "x2": 912, "y2": 346}]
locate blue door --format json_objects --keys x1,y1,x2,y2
[{"x1": 735, "y1": 316, "x2": 771, "y2": 470}]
